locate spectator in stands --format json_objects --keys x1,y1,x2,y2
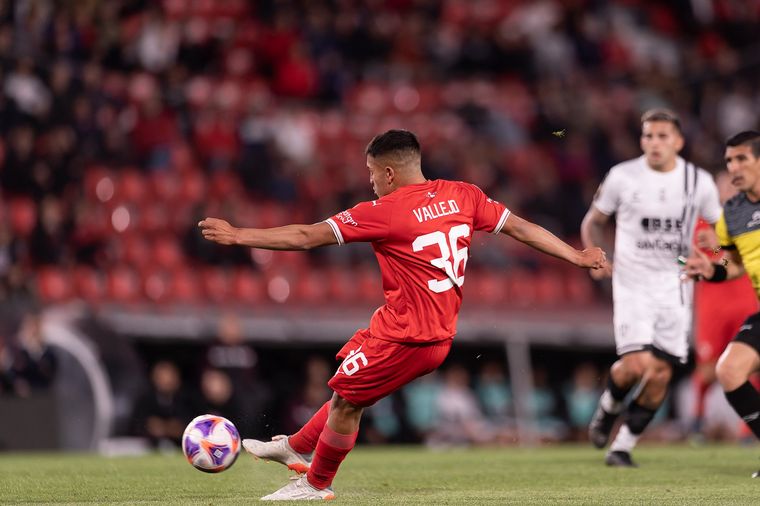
[
  {"x1": 12, "y1": 310, "x2": 56, "y2": 395},
  {"x1": 563, "y1": 362, "x2": 602, "y2": 441},
  {"x1": 196, "y1": 368, "x2": 243, "y2": 424},
  {"x1": 0, "y1": 337, "x2": 15, "y2": 395},
  {"x1": 131, "y1": 361, "x2": 189, "y2": 449},
  {"x1": 281, "y1": 356, "x2": 333, "y2": 436},
  {"x1": 204, "y1": 312, "x2": 271, "y2": 436},
  {"x1": 402, "y1": 372, "x2": 441, "y2": 441},
  {"x1": 528, "y1": 366, "x2": 568, "y2": 442},
  {"x1": 427, "y1": 364, "x2": 495, "y2": 447},
  {"x1": 475, "y1": 360, "x2": 514, "y2": 425}
]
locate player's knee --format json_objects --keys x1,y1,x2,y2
[
  {"x1": 331, "y1": 395, "x2": 364, "y2": 419},
  {"x1": 614, "y1": 357, "x2": 645, "y2": 382},
  {"x1": 715, "y1": 355, "x2": 748, "y2": 391}
]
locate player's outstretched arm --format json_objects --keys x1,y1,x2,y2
[
  {"x1": 500, "y1": 212, "x2": 607, "y2": 269},
  {"x1": 684, "y1": 247, "x2": 745, "y2": 281},
  {"x1": 198, "y1": 218, "x2": 338, "y2": 251}
]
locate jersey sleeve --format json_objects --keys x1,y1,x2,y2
[
  {"x1": 696, "y1": 171, "x2": 722, "y2": 224},
  {"x1": 715, "y1": 212, "x2": 734, "y2": 249},
  {"x1": 593, "y1": 170, "x2": 621, "y2": 216},
  {"x1": 324, "y1": 200, "x2": 391, "y2": 245},
  {"x1": 465, "y1": 183, "x2": 510, "y2": 233}
]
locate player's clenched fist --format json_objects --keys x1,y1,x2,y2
[
  {"x1": 198, "y1": 217, "x2": 240, "y2": 245},
  {"x1": 578, "y1": 247, "x2": 608, "y2": 271}
]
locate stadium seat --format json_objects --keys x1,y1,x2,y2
[
  {"x1": 36, "y1": 267, "x2": 72, "y2": 303},
  {"x1": 200, "y1": 267, "x2": 231, "y2": 303},
  {"x1": 139, "y1": 203, "x2": 170, "y2": 234},
  {"x1": 231, "y1": 268, "x2": 267, "y2": 305},
  {"x1": 293, "y1": 270, "x2": 328, "y2": 304},
  {"x1": 73, "y1": 266, "x2": 105, "y2": 303},
  {"x1": 116, "y1": 169, "x2": 149, "y2": 206},
  {"x1": 167, "y1": 268, "x2": 201, "y2": 304},
  {"x1": 534, "y1": 271, "x2": 565, "y2": 306},
  {"x1": 152, "y1": 237, "x2": 184, "y2": 271},
  {"x1": 178, "y1": 169, "x2": 206, "y2": 204},
  {"x1": 506, "y1": 270, "x2": 538, "y2": 308},
  {"x1": 142, "y1": 269, "x2": 176, "y2": 304},
  {"x1": 121, "y1": 234, "x2": 151, "y2": 270},
  {"x1": 564, "y1": 271, "x2": 594, "y2": 306},
  {"x1": 106, "y1": 267, "x2": 140, "y2": 303},
  {"x1": 150, "y1": 171, "x2": 180, "y2": 202},
  {"x1": 8, "y1": 197, "x2": 37, "y2": 237}
]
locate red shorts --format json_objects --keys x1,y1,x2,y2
[
  {"x1": 328, "y1": 329, "x2": 452, "y2": 407},
  {"x1": 695, "y1": 277, "x2": 758, "y2": 364}
]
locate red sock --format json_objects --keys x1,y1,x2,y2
[
  {"x1": 306, "y1": 425, "x2": 357, "y2": 490},
  {"x1": 288, "y1": 401, "x2": 330, "y2": 454},
  {"x1": 693, "y1": 374, "x2": 711, "y2": 423}
]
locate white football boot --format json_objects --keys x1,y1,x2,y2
[
  {"x1": 261, "y1": 475, "x2": 335, "y2": 501},
  {"x1": 243, "y1": 435, "x2": 312, "y2": 474}
]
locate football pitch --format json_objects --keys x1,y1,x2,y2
[{"x1": 1, "y1": 445, "x2": 758, "y2": 504}]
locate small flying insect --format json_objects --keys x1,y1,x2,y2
[{"x1": 552, "y1": 129, "x2": 566, "y2": 138}]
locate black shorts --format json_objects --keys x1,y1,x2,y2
[{"x1": 733, "y1": 311, "x2": 760, "y2": 356}]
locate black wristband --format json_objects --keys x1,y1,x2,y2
[{"x1": 705, "y1": 263, "x2": 728, "y2": 282}]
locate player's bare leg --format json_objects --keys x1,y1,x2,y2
[
  {"x1": 589, "y1": 351, "x2": 650, "y2": 449},
  {"x1": 261, "y1": 394, "x2": 362, "y2": 500},
  {"x1": 606, "y1": 356, "x2": 671, "y2": 467},
  {"x1": 716, "y1": 342, "x2": 760, "y2": 477}
]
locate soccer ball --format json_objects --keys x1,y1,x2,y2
[{"x1": 182, "y1": 414, "x2": 241, "y2": 473}]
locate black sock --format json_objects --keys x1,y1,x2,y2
[
  {"x1": 624, "y1": 400, "x2": 658, "y2": 435},
  {"x1": 608, "y1": 375, "x2": 631, "y2": 403},
  {"x1": 725, "y1": 381, "x2": 760, "y2": 440}
]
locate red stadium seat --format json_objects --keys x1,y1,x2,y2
[
  {"x1": 150, "y1": 171, "x2": 180, "y2": 202},
  {"x1": 200, "y1": 267, "x2": 231, "y2": 303},
  {"x1": 326, "y1": 267, "x2": 357, "y2": 303},
  {"x1": 8, "y1": 197, "x2": 37, "y2": 237},
  {"x1": 506, "y1": 270, "x2": 538, "y2": 308},
  {"x1": 106, "y1": 267, "x2": 140, "y2": 303},
  {"x1": 116, "y1": 169, "x2": 149, "y2": 206},
  {"x1": 168, "y1": 268, "x2": 201, "y2": 304},
  {"x1": 293, "y1": 270, "x2": 328, "y2": 304},
  {"x1": 73, "y1": 266, "x2": 105, "y2": 303},
  {"x1": 121, "y1": 234, "x2": 151, "y2": 270},
  {"x1": 231, "y1": 268, "x2": 266, "y2": 304},
  {"x1": 139, "y1": 203, "x2": 170, "y2": 234},
  {"x1": 564, "y1": 271, "x2": 594, "y2": 306},
  {"x1": 152, "y1": 237, "x2": 184, "y2": 271},
  {"x1": 142, "y1": 269, "x2": 169, "y2": 304},
  {"x1": 534, "y1": 270, "x2": 565, "y2": 306},
  {"x1": 178, "y1": 169, "x2": 206, "y2": 204},
  {"x1": 465, "y1": 271, "x2": 507, "y2": 306},
  {"x1": 36, "y1": 267, "x2": 72, "y2": 303}
]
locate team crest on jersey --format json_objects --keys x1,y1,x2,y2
[
  {"x1": 747, "y1": 211, "x2": 760, "y2": 229},
  {"x1": 336, "y1": 210, "x2": 358, "y2": 226}
]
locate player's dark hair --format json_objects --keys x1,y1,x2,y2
[
  {"x1": 365, "y1": 129, "x2": 421, "y2": 158},
  {"x1": 641, "y1": 108, "x2": 682, "y2": 134},
  {"x1": 726, "y1": 130, "x2": 760, "y2": 158}
]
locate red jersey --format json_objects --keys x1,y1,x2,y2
[{"x1": 325, "y1": 179, "x2": 509, "y2": 344}]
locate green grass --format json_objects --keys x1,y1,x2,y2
[{"x1": 1, "y1": 445, "x2": 759, "y2": 504}]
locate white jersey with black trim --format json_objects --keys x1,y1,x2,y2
[{"x1": 593, "y1": 155, "x2": 721, "y2": 298}]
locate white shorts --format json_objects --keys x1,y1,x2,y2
[{"x1": 612, "y1": 286, "x2": 691, "y2": 363}]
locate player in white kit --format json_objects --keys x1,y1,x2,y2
[{"x1": 581, "y1": 109, "x2": 721, "y2": 466}]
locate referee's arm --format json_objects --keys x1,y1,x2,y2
[{"x1": 685, "y1": 248, "x2": 745, "y2": 281}]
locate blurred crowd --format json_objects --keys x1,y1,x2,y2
[
  {"x1": 1, "y1": 0, "x2": 759, "y2": 308},
  {"x1": 0, "y1": 308, "x2": 56, "y2": 398}
]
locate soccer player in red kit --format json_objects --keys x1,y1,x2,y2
[{"x1": 199, "y1": 130, "x2": 606, "y2": 500}]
